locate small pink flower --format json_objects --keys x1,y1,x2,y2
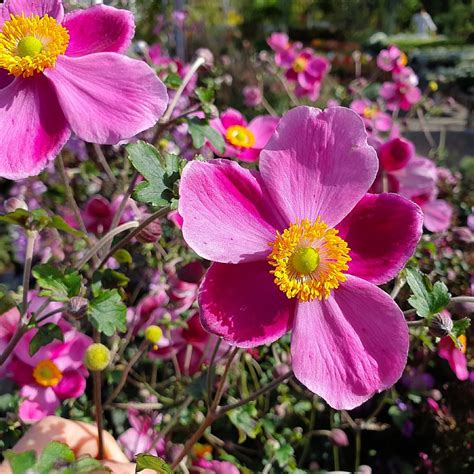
[
  {"x1": 0, "y1": 0, "x2": 168, "y2": 179},
  {"x1": 118, "y1": 409, "x2": 164, "y2": 460},
  {"x1": 438, "y1": 334, "x2": 469, "y2": 381},
  {"x1": 243, "y1": 85, "x2": 262, "y2": 107},
  {"x1": 179, "y1": 106, "x2": 423, "y2": 409},
  {"x1": 376, "y1": 45, "x2": 407, "y2": 72},
  {"x1": 380, "y1": 69, "x2": 421, "y2": 112},
  {"x1": 350, "y1": 99, "x2": 392, "y2": 133},
  {"x1": 209, "y1": 108, "x2": 279, "y2": 162},
  {"x1": 7, "y1": 320, "x2": 91, "y2": 423},
  {"x1": 284, "y1": 48, "x2": 330, "y2": 100}
]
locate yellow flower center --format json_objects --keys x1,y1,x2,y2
[
  {"x1": 400, "y1": 52, "x2": 408, "y2": 66},
  {"x1": 292, "y1": 56, "x2": 308, "y2": 73},
  {"x1": 363, "y1": 105, "x2": 378, "y2": 119},
  {"x1": 0, "y1": 14, "x2": 69, "y2": 78},
  {"x1": 33, "y1": 359, "x2": 63, "y2": 387},
  {"x1": 268, "y1": 218, "x2": 351, "y2": 302},
  {"x1": 225, "y1": 125, "x2": 256, "y2": 149},
  {"x1": 458, "y1": 334, "x2": 467, "y2": 354}
]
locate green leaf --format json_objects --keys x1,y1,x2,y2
[
  {"x1": 195, "y1": 87, "x2": 215, "y2": 103},
  {"x1": 113, "y1": 249, "x2": 132, "y2": 265},
  {"x1": 227, "y1": 404, "x2": 261, "y2": 443},
  {"x1": 0, "y1": 209, "x2": 31, "y2": 226},
  {"x1": 164, "y1": 73, "x2": 182, "y2": 89},
  {"x1": 35, "y1": 441, "x2": 75, "y2": 474},
  {"x1": 136, "y1": 454, "x2": 173, "y2": 473},
  {"x1": 74, "y1": 455, "x2": 111, "y2": 473},
  {"x1": 4, "y1": 450, "x2": 36, "y2": 474},
  {"x1": 188, "y1": 119, "x2": 225, "y2": 154},
  {"x1": 405, "y1": 268, "x2": 451, "y2": 318},
  {"x1": 88, "y1": 289, "x2": 126, "y2": 337},
  {"x1": 275, "y1": 444, "x2": 294, "y2": 468},
  {"x1": 29, "y1": 323, "x2": 64, "y2": 356},
  {"x1": 49, "y1": 215, "x2": 85, "y2": 239},
  {"x1": 32, "y1": 264, "x2": 82, "y2": 302},
  {"x1": 127, "y1": 142, "x2": 177, "y2": 206},
  {"x1": 452, "y1": 318, "x2": 471, "y2": 338},
  {"x1": 0, "y1": 284, "x2": 17, "y2": 315}
]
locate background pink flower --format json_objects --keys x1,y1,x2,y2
[{"x1": 209, "y1": 108, "x2": 279, "y2": 162}]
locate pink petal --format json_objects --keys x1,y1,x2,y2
[
  {"x1": 199, "y1": 261, "x2": 296, "y2": 348},
  {"x1": 178, "y1": 159, "x2": 284, "y2": 263},
  {"x1": 438, "y1": 337, "x2": 469, "y2": 381},
  {"x1": 44, "y1": 53, "x2": 168, "y2": 144},
  {"x1": 0, "y1": 76, "x2": 70, "y2": 179},
  {"x1": 1, "y1": 0, "x2": 63, "y2": 24},
  {"x1": 337, "y1": 193, "x2": 423, "y2": 285},
  {"x1": 18, "y1": 400, "x2": 50, "y2": 424},
  {"x1": 63, "y1": 5, "x2": 135, "y2": 57},
  {"x1": 260, "y1": 106, "x2": 378, "y2": 227},
  {"x1": 20, "y1": 385, "x2": 60, "y2": 414},
  {"x1": 248, "y1": 115, "x2": 280, "y2": 149},
  {"x1": 291, "y1": 275, "x2": 409, "y2": 409},
  {"x1": 421, "y1": 199, "x2": 452, "y2": 232},
  {"x1": 220, "y1": 108, "x2": 247, "y2": 128},
  {"x1": 53, "y1": 370, "x2": 86, "y2": 399}
]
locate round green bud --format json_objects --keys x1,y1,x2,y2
[
  {"x1": 84, "y1": 343, "x2": 110, "y2": 372},
  {"x1": 144, "y1": 325, "x2": 163, "y2": 344}
]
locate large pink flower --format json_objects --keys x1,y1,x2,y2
[
  {"x1": 0, "y1": 0, "x2": 168, "y2": 179},
  {"x1": 210, "y1": 108, "x2": 279, "y2": 162},
  {"x1": 179, "y1": 106, "x2": 423, "y2": 409}
]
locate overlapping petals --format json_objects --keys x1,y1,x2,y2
[
  {"x1": 0, "y1": 75, "x2": 70, "y2": 179},
  {"x1": 199, "y1": 261, "x2": 296, "y2": 347},
  {"x1": 336, "y1": 193, "x2": 423, "y2": 285},
  {"x1": 179, "y1": 159, "x2": 284, "y2": 263}
]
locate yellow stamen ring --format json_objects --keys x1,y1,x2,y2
[
  {"x1": 292, "y1": 56, "x2": 308, "y2": 73},
  {"x1": 268, "y1": 218, "x2": 351, "y2": 302},
  {"x1": 33, "y1": 359, "x2": 63, "y2": 387},
  {"x1": 0, "y1": 14, "x2": 69, "y2": 78},
  {"x1": 225, "y1": 125, "x2": 256, "y2": 149}
]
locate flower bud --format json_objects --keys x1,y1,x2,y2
[
  {"x1": 136, "y1": 216, "x2": 162, "y2": 244},
  {"x1": 378, "y1": 137, "x2": 414, "y2": 172},
  {"x1": 84, "y1": 343, "x2": 110, "y2": 372},
  {"x1": 144, "y1": 325, "x2": 163, "y2": 344},
  {"x1": 65, "y1": 296, "x2": 88, "y2": 319},
  {"x1": 4, "y1": 197, "x2": 28, "y2": 213},
  {"x1": 329, "y1": 428, "x2": 349, "y2": 447},
  {"x1": 429, "y1": 313, "x2": 453, "y2": 338},
  {"x1": 195, "y1": 48, "x2": 214, "y2": 68}
]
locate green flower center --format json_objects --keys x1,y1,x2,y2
[
  {"x1": 290, "y1": 246, "x2": 320, "y2": 275},
  {"x1": 17, "y1": 36, "x2": 43, "y2": 57}
]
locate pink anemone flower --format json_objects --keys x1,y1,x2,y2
[
  {"x1": 8, "y1": 320, "x2": 91, "y2": 423},
  {"x1": 209, "y1": 108, "x2": 279, "y2": 162},
  {"x1": 0, "y1": 0, "x2": 168, "y2": 179},
  {"x1": 179, "y1": 106, "x2": 423, "y2": 409},
  {"x1": 350, "y1": 99, "x2": 392, "y2": 133},
  {"x1": 438, "y1": 334, "x2": 469, "y2": 381},
  {"x1": 376, "y1": 45, "x2": 407, "y2": 73},
  {"x1": 118, "y1": 409, "x2": 164, "y2": 459},
  {"x1": 380, "y1": 67, "x2": 421, "y2": 112}
]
